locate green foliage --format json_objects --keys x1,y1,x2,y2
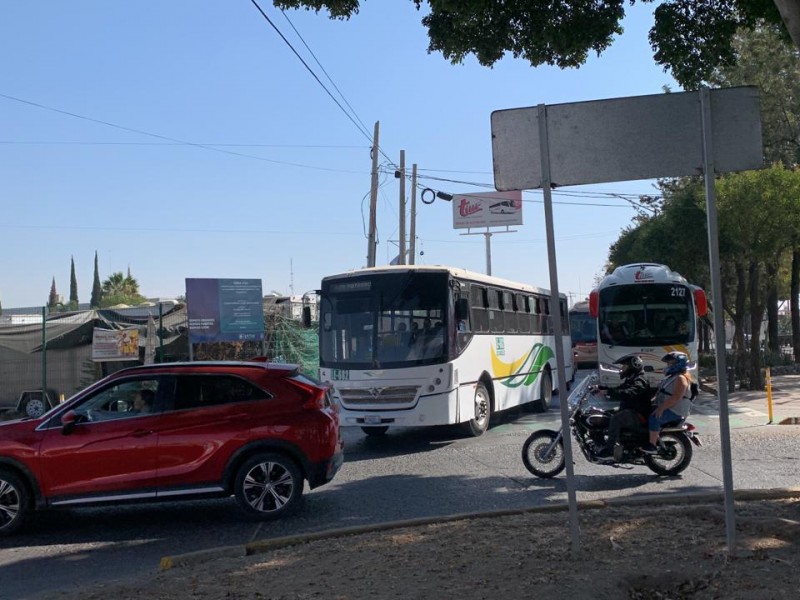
[
  {"x1": 708, "y1": 23, "x2": 800, "y2": 167},
  {"x1": 91, "y1": 251, "x2": 103, "y2": 309},
  {"x1": 47, "y1": 277, "x2": 58, "y2": 309},
  {"x1": 69, "y1": 256, "x2": 79, "y2": 307},
  {"x1": 100, "y1": 271, "x2": 145, "y2": 307},
  {"x1": 274, "y1": 1, "x2": 797, "y2": 88}
]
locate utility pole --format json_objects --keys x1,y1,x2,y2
[
  {"x1": 398, "y1": 150, "x2": 406, "y2": 265},
  {"x1": 367, "y1": 121, "x2": 380, "y2": 268},
  {"x1": 410, "y1": 163, "x2": 417, "y2": 265}
]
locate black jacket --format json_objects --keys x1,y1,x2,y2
[{"x1": 607, "y1": 375, "x2": 653, "y2": 420}]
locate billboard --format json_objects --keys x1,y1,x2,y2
[
  {"x1": 452, "y1": 190, "x2": 523, "y2": 229},
  {"x1": 186, "y1": 278, "x2": 265, "y2": 343},
  {"x1": 92, "y1": 327, "x2": 139, "y2": 362}
]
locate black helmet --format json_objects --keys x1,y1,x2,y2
[{"x1": 614, "y1": 355, "x2": 644, "y2": 380}]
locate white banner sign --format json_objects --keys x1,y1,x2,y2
[
  {"x1": 92, "y1": 327, "x2": 139, "y2": 362},
  {"x1": 451, "y1": 190, "x2": 523, "y2": 229}
]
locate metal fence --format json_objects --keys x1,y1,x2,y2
[{"x1": 0, "y1": 304, "x2": 318, "y2": 412}]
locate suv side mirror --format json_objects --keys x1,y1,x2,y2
[
  {"x1": 301, "y1": 306, "x2": 312, "y2": 328},
  {"x1": 61, "y1": 410, "x2": 78, "y2": 435}
]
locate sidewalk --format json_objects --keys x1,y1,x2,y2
[{"x1": 696, "y1": 373, "x2": 800, "y2": 425}]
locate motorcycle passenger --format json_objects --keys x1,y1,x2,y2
[
  {"x1": 640, "y1": 351, "x2": 692, "y2": 454},
  {"x1": 592, "y1": 355, "x2": 653, "y2": 461}
]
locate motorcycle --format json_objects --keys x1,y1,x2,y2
[{"x1": 521, "y1": 372, "x2": 701, "y2": 478}]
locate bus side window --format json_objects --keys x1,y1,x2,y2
[
  {"x1": 530, "y1": 295, "x2": 541, "y2": 334},
  {"x1": 516, "y1": 293, "x2": 531, "y2": 333},
  {"x1": 488, "y1": 288, "x2": 503, "y2": 333},
  {"x1": 470, "y1": 286, "x2": 489, "y2": 332},
  {"x1": 504, "y1": 291, "x2": 517, "y2": 333}
]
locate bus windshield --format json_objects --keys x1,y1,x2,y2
[
  {"x1": 598, "y1": 284, "x2": 693, "y2": 346},
  {"x1": 569, "y1": 311, "x2": 596, "y2": 345},
  {"x1": 319, "y1": 272, "x2": 448, "y2": 368}
]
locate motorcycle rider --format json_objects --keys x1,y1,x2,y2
[
  {"x1": 640, "y1": 351, "x2": 692, "y2": 454},
  {"x1": 591, "y1": 355, "x2": 653, "y2": 461}
]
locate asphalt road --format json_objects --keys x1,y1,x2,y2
[{"x1": 2, "y1": 372, "x2": 799, "y2": 600}]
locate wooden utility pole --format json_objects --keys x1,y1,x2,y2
[
  {"x1": 410, "y1": 163, "x2": 417, "y2": 265},
  {"x1": 367, "y1": 121, "x2": 380, "y2": 267},
  {"x1": 398, "y1": 150, "x2": 406, "y2": 265}
]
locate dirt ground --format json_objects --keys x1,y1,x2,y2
[{"x1": 48, "y1": 497, "x2": 800, "y2": 600}]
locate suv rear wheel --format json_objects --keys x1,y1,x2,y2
[
  {"x1": 0, "y1": 469, "x2": 29, "y2": 536},
  {"x1": 233, "y1": 453, "x2": 304, "y2": 520}
]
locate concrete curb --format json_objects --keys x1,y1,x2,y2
[{"x1": 159, "y1": 487, "x2": 800, "y2": 571}]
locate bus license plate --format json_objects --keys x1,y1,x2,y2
[{"x1": 364, "y1": 415, "x2": 382, "y2": 425}]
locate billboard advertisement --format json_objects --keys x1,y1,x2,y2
[
  {"x1": 186, "y1": 278, "x2": 265, "y2": 343},
  {"x1": 452, "y1": 190, "x2": 523, "y2": 229},
  {"x1": 92, "y1": 327, "x2": 139, "y2": 362}
]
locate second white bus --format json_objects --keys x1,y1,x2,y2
[
  {"x1": 316, "y1": 265, "x2": 574, "y2": 436},
  {"x1": 589, "y1": 263, "x2": 707, "y2": 387}
]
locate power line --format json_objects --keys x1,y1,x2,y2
[
  {"x1": 248, "y1": 0, "x2": 396, "y2": 168},
  {"x1": 279, "y1": 9, "x2": 371, "y2": 137},
  {"x1": 0, "y1": 93, "x2": 368, "y2": 175},
  {"x1": 0, "y1": 141, "x2": 369, "y2": 149}
]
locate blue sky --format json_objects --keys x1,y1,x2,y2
[{"x1": 1, "y1": 1, "x2": 678, "y2": 309}]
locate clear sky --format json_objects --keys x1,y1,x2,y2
[{"x1": 0, "y1": 1, "x2": 678, "y2": 309}]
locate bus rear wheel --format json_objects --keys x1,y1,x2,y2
[
  {"x1": 464, "y1": 383, "x2": 491, "y2": 437},
  {"x1": 531, "y1": 369, "x2": 552, "y2": 413}
]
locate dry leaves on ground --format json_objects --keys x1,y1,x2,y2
[{"x1": 53, "y1": 498, "x2": 800, "y2": 600}]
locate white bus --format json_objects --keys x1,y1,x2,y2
[
  {"x1": 316, "y1": 265, "x2": 574, "y2": 436},
  {"x1": 589, "y1": 263, "x2": 707, "y2": 387}
]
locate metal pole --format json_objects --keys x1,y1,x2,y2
[
  {"x1": 41, "y1": 306, "x2": 47, "y2": 401},
  {"x1": 399, "y1": 150, "x2": 406, "y2": 265},
  {"x1": 410, "y1": 164, "x2": 417, "y2": 265},
  {"x1": 158, "y1": 302, "x2": 164, "y2": 363},
  {"x1": 484, "y1": 231, "x2": 492, "y2": 275},
  {"x1": 367, "y1": 121, "x2": 380, "y2": 267},
  {"x1": 700, "y1": 87, "x2": 737, "y2": 554},
  {"x1": 537, "y1": 103, "x2": 580, "y2": 551}
]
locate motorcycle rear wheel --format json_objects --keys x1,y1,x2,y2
[
  {"x1": 521, "y1": 430, "x2": 565, "y2": 478},
  {"x1": 644, "y1": 432, "x2": 693, "y2": 476}
]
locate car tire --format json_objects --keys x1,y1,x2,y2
[
  {"x1": 0, "y1": 468, "x2": 29, "y2": 536},
  {"x1": 463, "y1": 382, "x2": 491, "y2": 437},
  {"x1": 530, "y1": 368, "x2": 553, "y2": 413},
  {"x1": 233, "y1": 453, "x2": 304, "y2": 520}
]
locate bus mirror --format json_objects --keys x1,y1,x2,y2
[
  {"x1": 589, "y1": 290, "x2": 599, "y2": 318},
  {"x1": 301, "y1": 306, "x2": 312, "y2": 328},
  {"x1": 455, "y1": 298, "x2": 470, "y2": 321},
  {"x1": 694, "y1": 288, "x2": 708, "y2": 317}
]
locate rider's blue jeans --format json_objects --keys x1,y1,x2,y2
[{"x1": 648, "y1": 408, "x2": 683, "y2": 433}]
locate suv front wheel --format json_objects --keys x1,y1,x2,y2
[
  {"x1": 233, "y1": 453, "x2": 304, "y2": 520},
  {"x1": 0, "y1": 468, "x2": 29, "y2": 536}
]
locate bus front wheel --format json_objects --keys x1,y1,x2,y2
[{"x1": 464, "y1": 383, "x2": 491, "y2": 437}]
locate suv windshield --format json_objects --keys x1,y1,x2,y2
[{"x1": 319, "y1": 272, "x2": 448, "y2": 368}]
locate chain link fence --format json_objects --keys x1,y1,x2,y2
[{"x1": 0, "y1": 304, "x2": 318, "y2": 414}]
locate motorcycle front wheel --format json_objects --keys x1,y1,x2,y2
[
  {"x1": 521, "y1": 430, "x2": 565, "y2": 478},
  {"x1": 644, "y1": 432, "x2": 693, "y2": 476}
]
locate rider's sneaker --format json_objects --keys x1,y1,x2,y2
[
  {"x1": 596, "y1": 455, "x2": 616, "y2": 464},
  {"x1": 639, "y1": 443, "x2": 658, "y2": 455}
]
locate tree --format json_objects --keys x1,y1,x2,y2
[
  {"x1": 47, "y1": 277, "x2": 58, "y2": 310},
  {"x1": 90, "y1": 251, "x2": 102, "y2": 309},
  {"x1": 275, "y1": 0, "x2": 800, "y2": 88},
  {"x1": 69, "y1": 256, "x2": 79, "y2": 310},
  {"x1": 101, "y1": 271, "x2": 146, "y2": 308}
]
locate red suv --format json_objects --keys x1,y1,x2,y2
[{"x1": 0, "y1": 361, "x2": 343, "y2": 535}]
